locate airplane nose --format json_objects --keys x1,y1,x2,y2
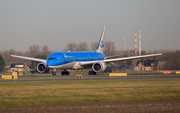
[
  {"x1": 47, "y1": 59, "x2": 61, "y2": 66},
  {"x1": 47, "y1": 60, "x2": 54, "y2": 66}
]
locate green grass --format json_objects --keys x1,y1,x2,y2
[{"x1": 0, "y1": 79, "x2": 180, "y2": 107}]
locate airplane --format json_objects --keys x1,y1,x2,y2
[{"x1": 8, "y1": 27, "x2": 163, "y2": 76}]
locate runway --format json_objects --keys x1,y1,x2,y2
[{"x1": 1, "y1": 74, "x2": 180, "y2": 82}]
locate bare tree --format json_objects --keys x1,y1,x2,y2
[
  {"x1": 63, "y1": 42, "x2": 77, "y2": 51},
  {"x1": 64, "y1": 42, "x2": 89, "y2": 51},
  {"x1": 163, "y1": 51, "x2": 180, "y2": 70},
  {"x1": 78, "y1": 42, "x2": 89, "y2": 51},
  {"x1": 115, "y1": 49, "x2": 124, "y2": 55},
  {"x1": 0, "y1": 49, "x2": 25, "y2": 64},
  {"x1": 91, "y1": 42, "x2": 98, "y2": 51},
  {"x1": 5, "y1": 49, "x2": 17, "y2": 63},
  {"x1": 41, "y1": 45, "x2": 51, "y2": 57},
  {"x1": 141, "y1": 50, "x2": 146, "y2": 55},
  {"x1": 103, "y1": 41, "x2": 116, "y2": 56},
  {"x1": 28, "y1": 45, "x2": 40, "y2": 57}
]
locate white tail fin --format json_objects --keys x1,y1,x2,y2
[{"x1": 96, "y1": 27, "x2": 106, "y2": 53}]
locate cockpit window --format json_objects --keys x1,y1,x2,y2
[{"x1": 48, "y1": 58, "x2": 57, "y2": 60}]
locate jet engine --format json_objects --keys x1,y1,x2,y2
[
  {"x1": 37, "y1": 63, "x2": 49, "y2": 73},
  {"x1": 92, "y1": 61, "x2": 106, "y2": 72}
]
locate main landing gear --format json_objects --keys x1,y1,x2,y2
[
  {"x1": 52, "y1": 72, "x2": 56, "y2": 76},
  {"x1": 88, "y1": 70, "x2": 96, "y2": 75},
  {"x1": 61, "y1": 70, "x2": 70, "y2": 75}
]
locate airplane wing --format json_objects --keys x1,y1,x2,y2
[
  {"x1": 7, "y1": 53, "x2": 47, "y2": 64},
  {"x1": 103, "y1": 53, "x2": 162, "y2": 62},
  {"x1": 105, "y1": 53, "x2": 131, "y2": 59},
  {"x1": 80, "y1": 53, "x2": 162, "y2": 65}
]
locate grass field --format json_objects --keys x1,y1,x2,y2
[{"x1": 0, "y1": 79, "x2": 180, "y2": 107}]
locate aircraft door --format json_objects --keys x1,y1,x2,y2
[{"x1": 59, "y1": 55, "x2": 64, "y2": 64}]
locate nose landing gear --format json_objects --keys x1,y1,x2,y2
[{"x1": 52, "y1": 72, "x2": 56, "y2": 76}]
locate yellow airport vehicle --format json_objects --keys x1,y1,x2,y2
[
  {"x1": 2, "y1": 75, "x2": 13, "y2": 79},
  {"x1": 19, "y1": 72, "x2": 24, "y2": 76},
  {"x1": 176, "y1": 72, "x2": 180, "y2": 74},
  {"x1": 12, "y1": 75, "x2": 18, "y2": 79},
  {"x1": 2, "y1": 75, "x2": 18, "y2": 79},
  {"x1": 109, "y1": 73, "x2": 127, "y2": 76},
  {"x1": 76, "y1": 75, "x2": 83, "y2": 79},
  {"x1": 12, "y1": 72, "x2": 19, "y2": 76}
]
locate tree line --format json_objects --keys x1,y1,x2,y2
[
  {"x1": 63, "y1": 41, "x2": 118, "y2": 56},
  {"x1": 0, "y1": 41, "x2": 179, "y2": 72}
]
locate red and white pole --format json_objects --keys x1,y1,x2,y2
[
  {"x1": 135, "y1": 30, "x2": 137, "y2": 56},
  {"x1": 139, "y1": 30, "x2": 141, "y2": 56}
]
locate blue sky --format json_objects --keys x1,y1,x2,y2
[{"x1": 0, "y1": 0, "x2": 180, "y2": 51}]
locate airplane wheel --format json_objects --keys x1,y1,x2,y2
[
  {"x1": 52, "y1": 72, "x2": 56, "y2": 76},
  {"x1": 66, "y1": 71, "x2": 69, "y2": 75},
  {"x1": 61, "y1": 71, "x2": 65, "y2": 75},
  {"x1": 93, "y1": 71, "x2": 96, "y2": 75},
  {"x1": 88, "y1": 71, "x2": 92, "y2": 75}
]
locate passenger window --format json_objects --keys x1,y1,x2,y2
[
  {"x1": 51, "y1": 58, "x2": 53, "y2": 60},
  {"x1": 54, "y1": 58, "x2": 57, "y2": 60}
]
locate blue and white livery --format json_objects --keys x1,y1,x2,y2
[{"x1": 8, "y1": 27, "x2": 163, "y2": 75}]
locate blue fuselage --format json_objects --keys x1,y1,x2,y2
[{"x1": 47, "y1": 51, "x2": 106, "y2": 66}]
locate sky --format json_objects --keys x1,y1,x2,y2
[{"x1": 0, "y1": 0, "x2": 180, "y2": 52}]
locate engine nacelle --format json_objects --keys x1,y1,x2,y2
[
  {"x1": 92, "y1": 61, "x2": 106, "y2": 72},
  {"x1": 37, "y1": 63, "x2": 49, "y2": 73}
]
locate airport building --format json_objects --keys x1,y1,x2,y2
[
  {"x1": 134, "y1": 60, "x2": 158, "y2": 71},
  {"x1": 8, "y1": 63, "x2": 30, "y2": 72}
]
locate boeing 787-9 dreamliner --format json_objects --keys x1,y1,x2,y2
[{"x1": 8, "y1": 27, "x2": 163, "y2": 76}]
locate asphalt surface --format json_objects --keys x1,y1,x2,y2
[{"x1": 1, "y1": 74, "x2": 180, "y2": 82}]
